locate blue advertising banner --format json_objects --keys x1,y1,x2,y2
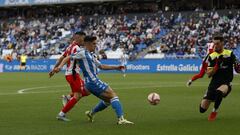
[
  {"x1": 0, "y1": 0, "x2": 118, "y2": 7},
  {"x1": 0, "y1": 59, "x2": 202, "y2": 73}
]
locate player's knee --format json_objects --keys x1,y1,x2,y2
[
  {"x1": 199, "y1": 106, "x2": 207, "y2": 113},
  {"x1": 105, "y1": 88, "x2": 117, "y2": 99},
  {"x1": 73, "y1": 93, "x2": 82, "y2": 101},
  {"x1": 216, "y1": 90, "x2": 224, "y2": 97}
]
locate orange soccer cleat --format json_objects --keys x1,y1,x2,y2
[{"x1": 208, "y1": 112, "x2": 218, "y2": 121}]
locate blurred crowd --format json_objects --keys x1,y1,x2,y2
[
  {"x1": 158, "y1": 10, "x2": 240, "y2": 58},
  {"x1": 0, "y1": 4, "x2": 164, "y2": 60},
  {"x1": 0, "y1": 3, "x2": 240, "y2": 60}
]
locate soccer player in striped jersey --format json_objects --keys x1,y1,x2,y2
[
  {"x1": 186, "y1": 41, "x2": 215, "y2": 87},
  {"x1": 49, "y1": 32, "x2": 90, "y2": 121},
  {"x1": 55, "y1": 36, "x2": 133, "y2": 125}
]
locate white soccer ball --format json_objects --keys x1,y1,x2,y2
[{"x1": 148, "y1": 92, "x2": 160, "y2": 105}]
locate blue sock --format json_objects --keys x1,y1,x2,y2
[
  {"x1": 111, "y1": 97, "x2": 124, "y2": 118},
  {"x1": 92, "y1": 100, "x2": 109, "y2": 114}
]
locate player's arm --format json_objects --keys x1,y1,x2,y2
[
  {"x1": 54, "y1": 56, "x2": 71, "y2": 73},
  {"x1": 98, "y1": 65, "x2": 125, "y2": 70},
  {"x1": 49, "y1": 55, "x2": 66, "y2": 77},
  {"x1": 93, "y1": 55, "x2": 124, "y2": 71},
  {"x1": 55, "y1": 51, "x2": 84, "y2": 73}
]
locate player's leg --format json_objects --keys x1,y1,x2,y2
[
  {"x1": 61, "y1": 94, "x2": 72, "y2": 106},
  {"x1": 20, "y1": 63, "x2": 23, "y2": 70},
  {"x1": 199, "y1": 99, "x2": 211, "y2": 113},
  {"x1": 212, "y1": 84, "x2": 230, "y2": 112},
  {"x1": 85, "y1": 100, "x2": 110, "y2": 122},
  {"x1": 85, "y1": 80, "x2": 111, "y2": 121},
  {"x1": 23, "y1": 63, "x2": 26, "y2": 70},
  {"x1": 200, "y1": 88, "x2": 213, "y2": 113},
  {"x1": 57, "y1": 75, "x2": 84, "y2": 121},
  {"x1": 86, "y1": 80, "x2": 133, "y2": 124},
  {"x1": 98, "y1": 87, "x2": 133, "y2": 124},
  {"x1": 62, "y1": 79, "x2": 90, "y2": 106},
  {"x1": 208, "y1": 84, "x2": 230, "y2": 121}
]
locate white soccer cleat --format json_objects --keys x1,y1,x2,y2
[
  {"x1": 186, "y1": 80, "x2": 192, "y2": 87},
  {"x1": 85, "y1": 111, "x2": 94, "y2": 122},
  {"x1": 117, "y1": 117, "x2": 134, "y2": 125},
  {"x1": 62, "y1": 95, "x2": 70, "y2": 106},
  {"x1": 56, "y1": 115, "x2": 70, "y2": 122}
]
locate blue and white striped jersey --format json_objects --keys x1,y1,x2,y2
[{"x1": 71, "y1": 49, "x2": 101, "y2": 82}]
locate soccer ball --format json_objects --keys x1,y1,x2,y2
[{"x1": 147, "y1": 93, "x2": 160, "y2": 105}]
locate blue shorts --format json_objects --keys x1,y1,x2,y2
[{"x1": 85, "y1": 79, "x2": 109, "y2": 97}]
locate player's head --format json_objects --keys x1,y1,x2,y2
[
  {"x1": 74, "y1": 31, "x2": 86, "y2": 45},
  {"x1": 84, "y1": 36, "x2": 97, "y2": 52},
  {"x1": 213, "y1": 35, "x2": 224, "y2": 53}
]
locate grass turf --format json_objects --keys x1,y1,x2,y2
[{"x1": 0, "y1": 73, "x2": 239, "y2": 135}]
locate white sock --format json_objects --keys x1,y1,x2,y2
[
  {"x1": 118, "y1": 116, "x2": 124, "y2": 120},
  {"x1": 212, "y1": 108, "x2": 217, "y2": 112},
  {"x1": 59, "y1": 111, "x2": 65, "y2": 116}
]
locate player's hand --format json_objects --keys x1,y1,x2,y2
[
  {"x1": 186, "y1": 80, "x2": 192, "y2": 87},
  {"x1": 117, "y1": 65, "x2": 125, "y2": 70},
  {"x1": 53, "y1": 67, "x2": 61, "y2": 73},
  {"x1": 48, "y1": 70, "x2": 55, "y2": 78}
]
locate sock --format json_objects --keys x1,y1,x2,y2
[
  {"x1": 61, "y1": 97, "x2": 78, "y2": 113},
  {"x1": 91, "y1": 100, "x2": 110, "y2": 115},
  {"x1": 59, "y1": 111, "x2": 65, "y2": 117},
  {"x1": 199, "y1": 104, "x2": 207, "y2": 113},
  {"x1": 111, "y1": 97, "x2": 124, "y2": 118},
  {"x1": 214, "y1": 90, "x2": 224, "y2": 112}
]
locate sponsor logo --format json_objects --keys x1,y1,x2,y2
[
  {"x1": 34, "y1": 0, "x2": 61, "y2": 4},
  {"x1": 4, "y1": 0, "x2": 29, "y2": 5},
  {"x1": 157, "y1": 64, "x2": 199, "y2": 72},
  {"x1": 5, "y1": 65, "x2": 13, "y2": 70},
  {"x1": 127, "y1": 64, "x2": 150, "y2": 71}
]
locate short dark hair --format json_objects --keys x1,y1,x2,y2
[
  {"x1": 75, "y1": 31, "x2": 86, "y2": 36},
  {"x1": 84, "y1": 36, "x2": 97, "y2": 42},
  {"x1": 213, "y1": 34, "x2": 224, "y2": 42}
]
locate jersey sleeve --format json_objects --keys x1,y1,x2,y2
[{"x1": 71, "y1": 50, "x2": 85, "y2": 60}]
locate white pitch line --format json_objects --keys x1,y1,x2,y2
[
  {"x1": 0, "y1": 82, "x2": 239, "y2": 96},
  {"x1": 17, "y1": 85, "x2": 68, "y2": 94}
]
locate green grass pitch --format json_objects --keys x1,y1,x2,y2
[{"x1": 0, "y1": 73, "x2": 240, "y2": 135}]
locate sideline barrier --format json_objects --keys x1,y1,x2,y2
[{"x1": 0, "y1": 59, "x2": 202, "y2": 73}]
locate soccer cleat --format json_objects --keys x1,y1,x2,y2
[
  {"x1": 62, "y1": 95, "x2": 70, "y2": 106},
  {"x1": 186, "y1": 80, "x2": 192, "y2": 87},
  {"x1": 208, "y1": 112, "x2": 218, "y2": 121},
  {"x1": 85, "y1": 111, "x2": 94, "y2": 122},
  {"x1": 56, "y1": 115, "x2": 70, "y2": 122},
  {"x1": 117, "y1": 117, "x2": 134, "y2": 125}
]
